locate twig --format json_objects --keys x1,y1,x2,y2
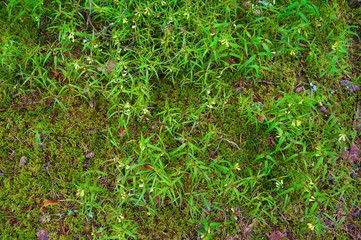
[
  {"x1": 85, "y1": 8, "x2": 99, "y2": 34},
  {"x1": 97, "y1": 0, "x2": 128, "y2": 35},
  {"x1": 277, "y1": 210, "x2": 289, "y2": 222},
  {"x1": 213, "y1": 137, "x2": 241, "y2": 154},
  {"x1": 158, "y1": 24, "x2": 186, "y2": 65},
  {"x1": 118, "y1": 45, "x2": 136, "y2": 50},
  {"x1": 86, "y1": 0, "x2": 92, "y2": 29},
  {"x1": 258, "y1": 80, "x2": 280, "y2": 85},
  {"x1": 0, "y1": 99, "x2": 53, "y2": 113},
  {"x1": 0, "y1": 105, "x2": 29, "y2": 112},
  {"x1": 65, "y1": 121, "x2": 86, "y2": 129}
]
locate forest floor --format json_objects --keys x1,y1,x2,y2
[{"x1": 1, "y1": 0, "x2": 361, "y2": 239}]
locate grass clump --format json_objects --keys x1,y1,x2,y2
[{"x1": 1, "y1": 0, "x2": 361, "y2": 239}]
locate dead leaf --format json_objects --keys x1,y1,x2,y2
[
  {"x1": 354, "y1": 107, "x2": 361, "y2": 131},
  {"x1": 235, "y1": 86, "x2": 242, "y2": 92},
  {"x1": 19, "y1": 156, "x2": 27, "y2": 168},
  {"x1": 317, "y1": 105, "x2": 330, "y2": 115},
  {"x1": 349, "y1": 142, "x2": 361, "y2": 164},
  {"x1": 341, "y1": 143, "x2": 360, "y2": 165},
  {"x1": 119, "y1": 129, "x2": 126, "y2": 137},
  {"x1": 86, "y1": 151, "x2": 96, "y2": 159},
  {"x1": 286, "y1": 228, "x2": 296, "y2": 240},
  {"x1": 267, "y1": 136, "x2": 274, "y2": 147},
  {"x1": 340, "y1": 80, "x2": 359, "y2": 94},
  {"x1": 267, "y1": 230, "x2": 286, "y2": 240},
  {"x1": 243, "y1": 1, "x2": 252, "y2": 8},
  {"x1": 348, "y1": 223, "x2": 356, "y2": 229},
  {"x1": 216, "y1": 211, "x2": 225, "y2": 222},
  {"x1": 88, "y1": 99, "x2": 94, "y2": 108},
  {"x1": 294, "y1": 85, "x2": 305, "y2": 93},
  {"x1": 39, "y1": 214, "x2": 51, "y2": 223},
  {"x1": 143, "y1": 164, "x2": 153, "y2": 170},
  {"x1": 40, "y1": 133, "x2": 46, "y2": 141},
  {"x1": 341, "y1": 146, "x2": 350, "y2": 160},
  {"x1": 257, "y1": 115, "x2": 265, "y2": 122},
  {"x1": 44, "y1": 99, "x2": 54, "y2": 108},
  {"x1": 40, "y1": 199, "x2": 60, "y2": 212},
  {"x1": 153, "y1": 195, "x2": 160, "y2": 207},
  {"x1": 150, "y1": 123, "x2": 158, "y2": 130},
  {"x1": 253, "y1": 8, "x2": 261, "y2": 15},
  {"x1": 97, "y1": 60, "x2": 116, "y2": 75},
  {"x1": 98, "y1": 175, "x2": 108, "y2": 187},
  {"x1": 244, "y1": 218, "x2": 256, "y2": 236},
  {"x1": 37, "y1": 228, "x2": 49, "y2": 240},
  {"x1": 353, "y1": 209, "x2": 361, "y2": 218},
  {"x1": 38, "y1": 142, "x2": 44, "y2": 151},
  {"x1": 203, "y1": 206, "x2": 212, "y2": 215},
  {"x1": 84, "y1": 87, "x2": 93, "y2": 98},
  {"x1": 83, "y1": 158, "x2": 89, "y2": 170}
]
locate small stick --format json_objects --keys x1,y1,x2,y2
[
  {"x1": 0, "y1": 105, "x2": 29, "y2": 112},
  {"x1": 147, "y1": 23, "x2": 187, "y2": 66},
  {"x1": 213, "y1": 137, "x2": 241, "y2": 155},
  {"x1": 86, "y1": 0, "x2": 92, "y2": 29},
  {"x1": 85, "y1": 10, "x2": 99, "y2": 34},
  {"x1": 118, "y1": 45, "x2": 136, "y2": 50},
  {"x1": 98, "y1": 0, "x2": 128, "y2": 35},
  {"x1": 258, "y1": 80, "x2": 280, "y2": 85}
]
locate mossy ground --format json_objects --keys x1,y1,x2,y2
[{"x1": 1, "y1": 0, "x2": 361, "y2": 239}]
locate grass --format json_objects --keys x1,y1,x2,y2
[{"x1": 0, "y1": 0, "x2": 361, "y2": 239}]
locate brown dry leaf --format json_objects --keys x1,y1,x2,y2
[
  {"x1": 340, "y1": 146, "x2": 350, "y2": 161},
  {"x1": 228, "y1": 58, "x2": 237, "y2": 65},
  {"x1": 340, "y1": 80, "x2": 359, "y2": 94},
  {"x1": 286, "y1": 228, "x2": 296, "y2": 240},
  {"x1": 354, "y1": 107, "x2": 361, "y2": 131},
  {"x1": 267, "y1": 136, "x2": 274, "y2": 147},
  {"x1": 153, "y1": 195, "x2": 160, "y2": 207},
  {"x1": 38, "y1": 142, "x2": 45, "y2": 151},
  {"x1": 84, "y1": 87, "x2": 93, "y2": 98},
  {"x1": 340, "y1": 143, "x2": 360, "y2": 164},
  {"x1": 138, "y1": 164, "x2": 152, "y2": 171},
  {"x1": 88, "y1": 99, "x2": 94, "y2": 108},
  {"x1": 257, "y1": 115, "x2": 265, "y2": 122},
  {"x1": 203, "y1": 206, "x2": 212, "y2": 215},
  {"x1": 86, "y1": 151, "x2": 96, "y2": 159},
  {"x1": 44, "y1": 99, "x2": 55, "y2": 108},
  {"x1": 267, "y1": 230, "x2": 286, "y2": 240},
  {"x1": 235, "y1": 86, "x2": 242, "y2": 92},
  {"x1": 294, "y1": 85, "x2": 305, "y2": 93},
  {"x1": 40, "y1": 133, "x2": 46, "y2": 141},
  {"x1": 349, "y1": 142, "x2": 360, "y2": 165},
  {"x1": 253, "y1": 8, "x2": 261, "y2": 15},
  {"x1": 216, "y1": 211, "x2": 225, "y2": 222},
  {"x1": 39, "y1": 214, "x2": 51, "y2": 223},
  {"x1": 40, "y1": 199, "x2": 60, "y2": 212},
  {"x1": 243, "y1": 1, "x2": 252, "y2": 8},
  {"x1": 317, "y1": 105, "x2": 330, "y2": 115},
  {"x1": 353, "y1": 209, "x2": 361, "y2": 218},
  {"x1": 19, "y1": 156, "x2": 27, "y2": 168},
  {"x1": 244, "y1": 218, "x2": 257, "y2": 236},
  {"x1": 144, "y1": 164, "x2": 153, "y2": 170},
  {"x1": 37, "y1": 228, "x2": 49, "y2": 240},
  {"x1": 97, "y1": 60, "x2": 116, "y2": 75},
  {"x1": 119, "y1": 129, "x2": 126, "y2": 137}
]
